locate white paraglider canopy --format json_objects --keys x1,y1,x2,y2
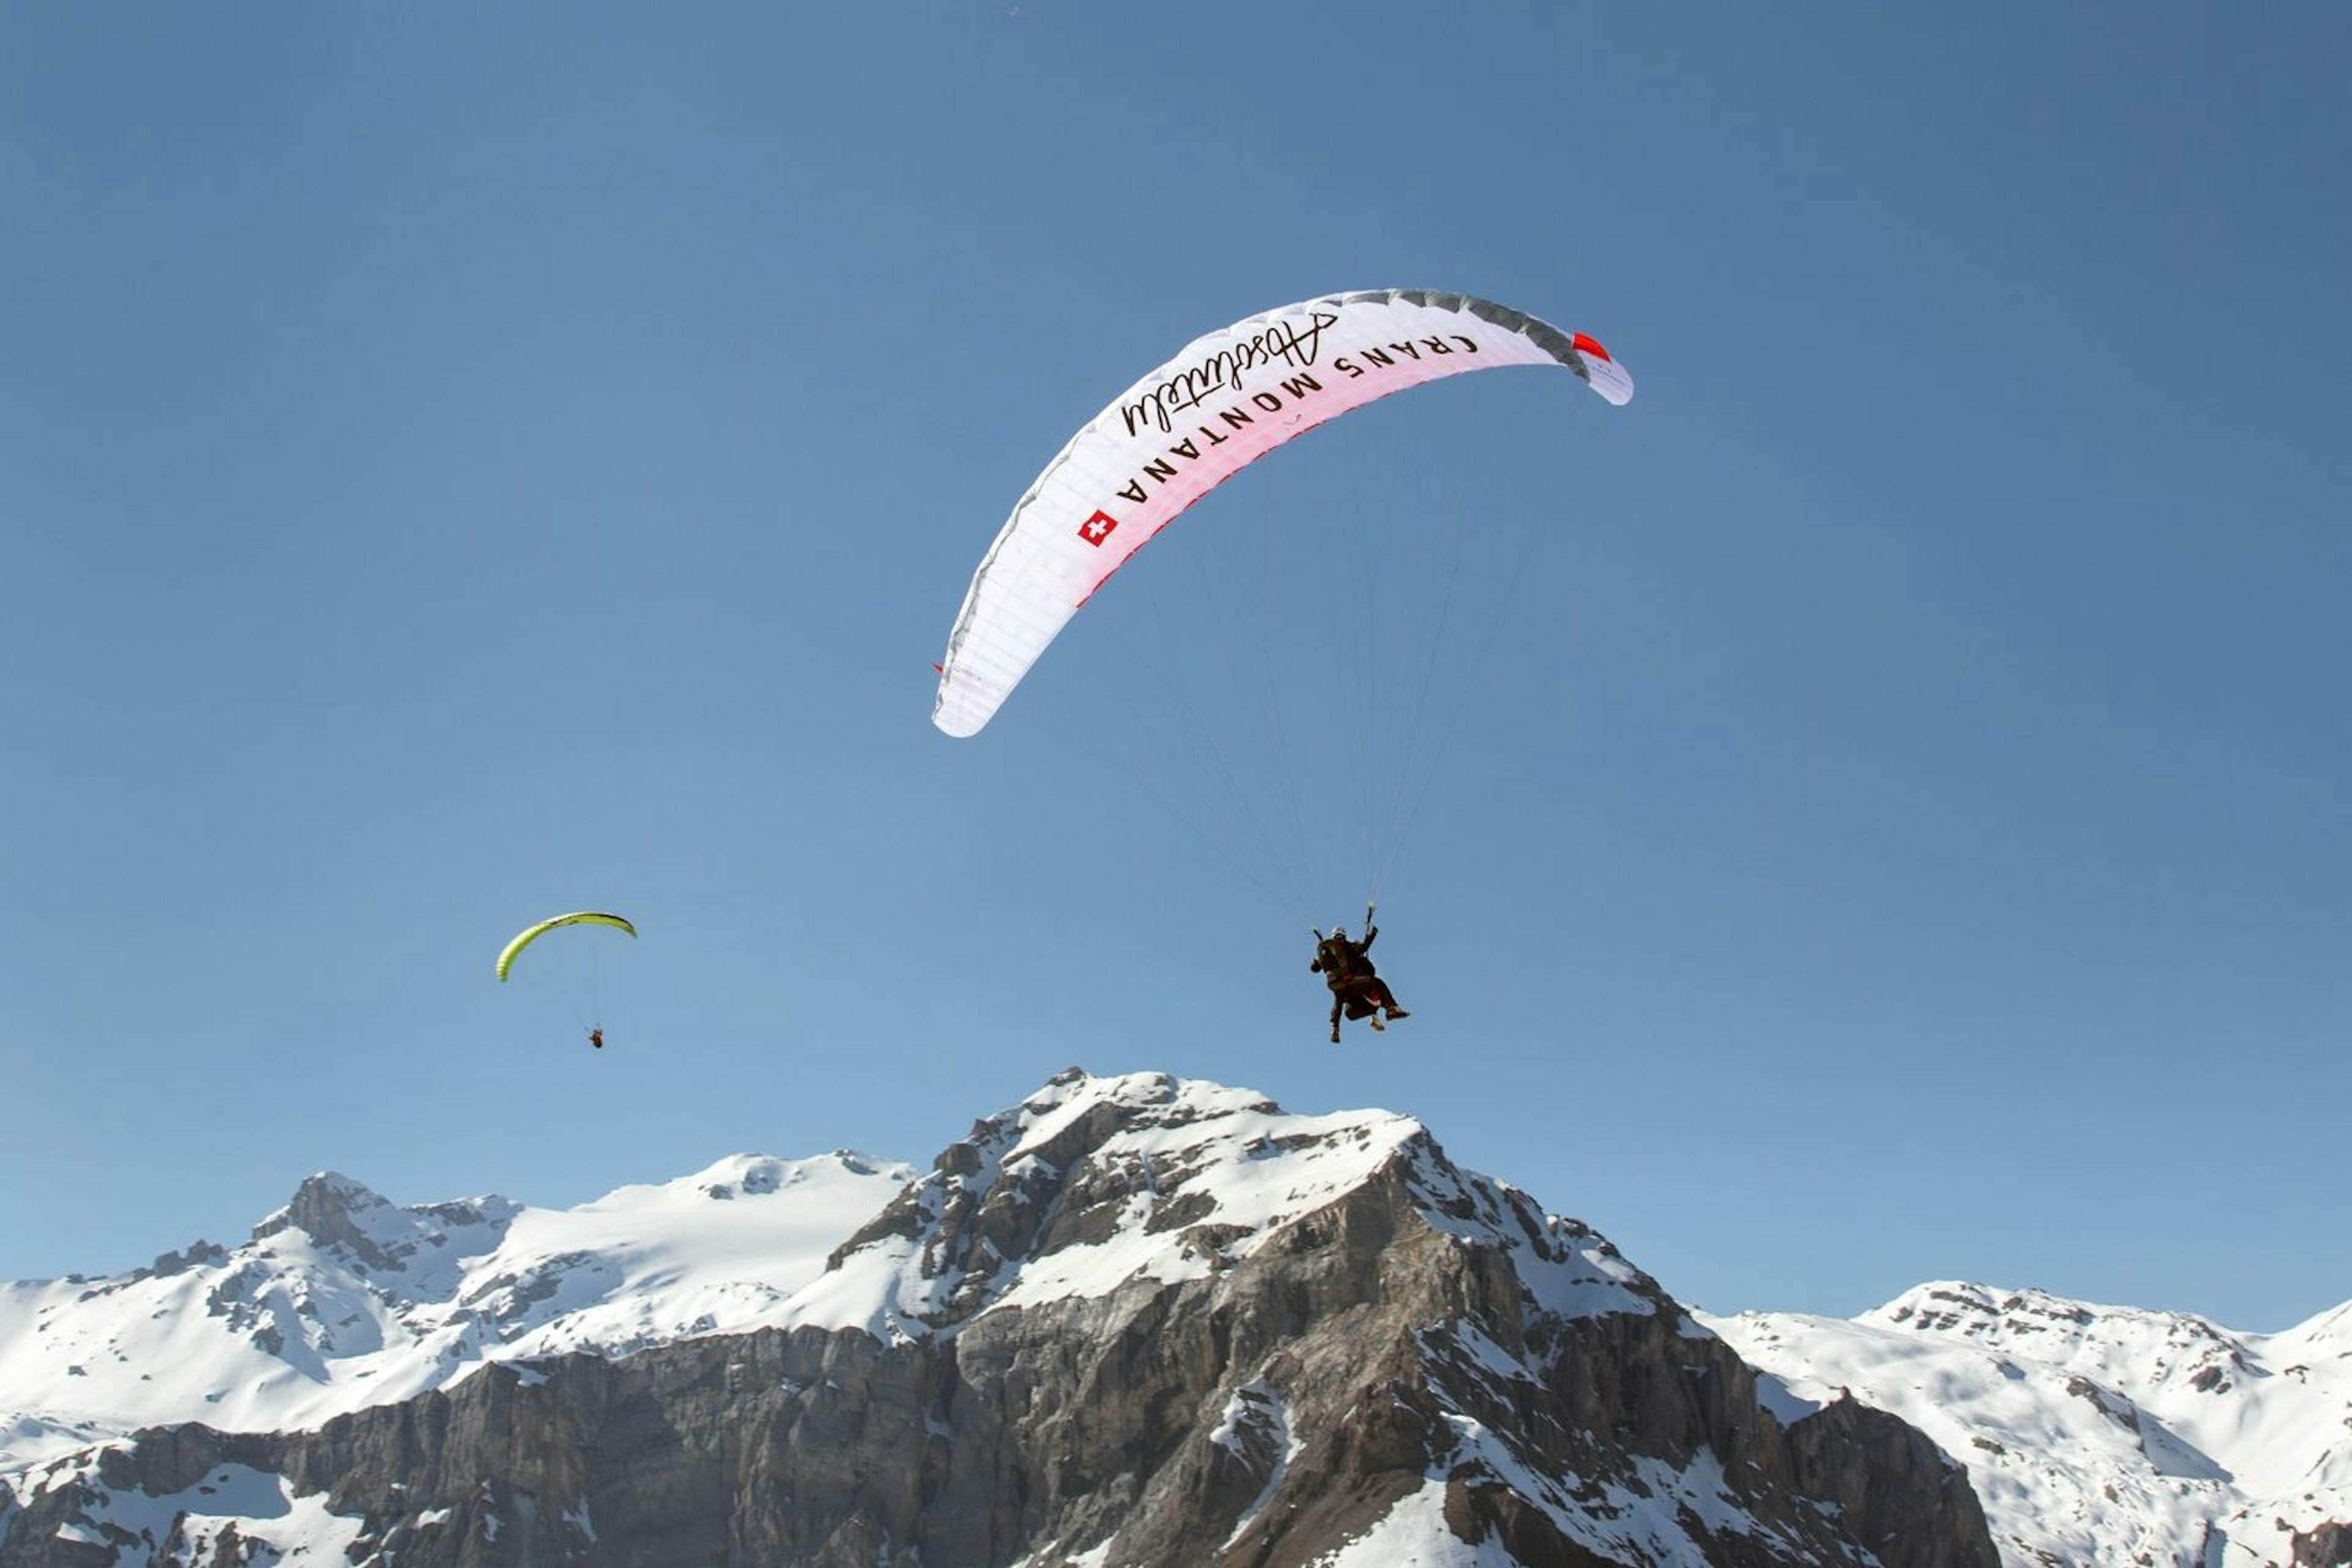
[{"x1": 932, "y1": 288, "x2": 1633, "y2": 741}]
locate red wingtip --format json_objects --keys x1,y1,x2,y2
[
  {"x1": 1570, "y1": 331, "x2": 1613, "y2": 363},
  {"x1": 931, "y1": 662, "x2": 945, "y2": 674}
]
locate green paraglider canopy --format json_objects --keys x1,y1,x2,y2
[{"x1": 495, "y1": 911, "x2": 636, "y2": 982}]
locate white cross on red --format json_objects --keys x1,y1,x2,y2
[{"x1": 1079, "y1": 510, "x2": 1119, "y2": 546}]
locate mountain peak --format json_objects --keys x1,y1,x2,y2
[
  {"x1": 289, "y1": 1169, "x2": 385, "y2": 1209},
  {"x1": 800, "y1": 1067, "x2": 1630, "y2": 1346},
  {"x1": 1864, "y1": 1280, "x2": 2244, "y2": 1375},
  {"x1": 955, "y1": 1068, "x2": 1284, "y2": 1155},
  {"x1": 249, "y1": 1170, "x2": 405, "y2": 1267}
]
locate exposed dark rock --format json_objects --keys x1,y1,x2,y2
[
  {"x1": 250, "y1": 1174, "x2": 401, "y2": 1273},
  {"x1": 136, "y1": 1242, "x2": 225, "y2": 1283},
  {"x1": 2295, "y1": 1519, "x2": 2352, "y2": 1567}
]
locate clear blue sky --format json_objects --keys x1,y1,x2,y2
[{"x1": 4, "y1": 4, "x2": 2345, "y2": 1329}]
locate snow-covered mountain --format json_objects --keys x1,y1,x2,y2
[
  {"x1": 9, "y1": 1069, "x2": 2342, "y2": 1566},
  {"x1": 0, "y1": 1150, "x2": 913, "y2": 1468},
  {"x1": 1705, "y1": 1281, "x2": 2352, "y2": 1568},
  {"x1": 0, "y1": 1068, "x2": 1997, "y2": 1567}
]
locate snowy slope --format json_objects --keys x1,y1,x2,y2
[
  {"x1": 0, "y1": 1150, "x2": 911, "y2": 1468},
  {"x1": 1705, "y1": 1281, "x2": 2352, "y2": 1568},
  {"x1": 2, "y1": 1447, "x2": 365, "y2": 1564}
]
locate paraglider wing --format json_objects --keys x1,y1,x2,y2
[
  {"x1": 495, "y1": 911, "x2": 638, "y2": 981},
  {"x1": 932, "y1": 288, "x2": 1633, "y2": 739}
]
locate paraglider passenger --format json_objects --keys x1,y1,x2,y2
[
  {"x1": 1312, "y1": 925, "x2": 1408, "y2": 1042},
  {"x1": 588, "y1": 1028, "x2": 604, "y2": 1050}
]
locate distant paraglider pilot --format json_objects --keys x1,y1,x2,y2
[
  {"x1": 1311, "y1": 924, "x2": 1409, "y2": 1043},
  {"x1": 496, "y1": 912, "x2": 636, "y2": 1052}
]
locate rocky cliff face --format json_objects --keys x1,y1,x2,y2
[
  {"x1": 0, "y1": 1070, "x2": 2000, "y2": 1567},
  {"x1": 2293, "y1": 1520, "x2": 2352, "y2": 1567}
]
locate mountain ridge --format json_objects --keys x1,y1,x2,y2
[
  {"x1": 0, "y1": 1067, "x2": 1999, "y2": 1566},
  {"x1": 0, "y1": 1148, "x2": 914, "y2": 1466},
  {"x1": 1708, "y1": 1279, "x2": 2352, "y2": 1567},
  {"x1": 7, "y1": 1068, "x2": 2336, "y2": 1564}
]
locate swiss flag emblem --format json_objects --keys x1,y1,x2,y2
[{"x1": 1078, "y1": 510, "x2": 1119, "y2": 547}]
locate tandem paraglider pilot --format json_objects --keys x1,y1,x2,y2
[{"x1": 1311, "y1": 922, "x2": 1408, "y2": 1044}]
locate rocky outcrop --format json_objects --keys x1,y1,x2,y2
[
  {"x1": 247, "y1": 1172, "x2": 409, "y2": 1271},
  {"x1": 0, "y1": 1071, "x2": 2001, "y2": 1568},
  {"x1": 2295, "y1": 1520, "x2": 2352, "y2": 1567},
  {"x1": 1782, "y1": 1395, "x2": 1996, "y2": 1568}
]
